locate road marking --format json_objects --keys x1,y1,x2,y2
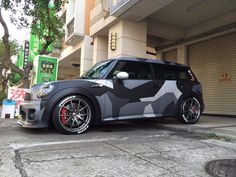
[
  {"x1": 9, "y1": 133, "x2": 169, "y2": 150},
  {"x1": 10, "y1": 137, "x2": 127, "y2": 150}
]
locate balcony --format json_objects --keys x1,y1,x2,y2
[
  {"x1": 65, "y1": 18, "x2": 84, "y2": 46},
  {"x1": 90, "y1": 0, "x2": 117, "y2": 36}
]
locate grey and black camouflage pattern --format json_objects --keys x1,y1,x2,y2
[{"x1": 18, "y1": 57, "x2": 204, "y2": 128}]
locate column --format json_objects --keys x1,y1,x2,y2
[
  {"x1": 108, "y1": 20, "x2": 147, "y2": 58},
  {"x1": 80, "y1": 36, "x2": 94, "y2": 75},
  {"x1": 177, "y1": 45, "x2": 187, "y2": 64},
  {"x1": 92, "y1": 36, "x2": 108, "y2": 65}
]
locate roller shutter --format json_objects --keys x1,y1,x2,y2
[
  {"x1": 188, "y1": 33, "x2": 236, "y2": 115},
  {"x1": 163, "y1": 49, "x2": 177, "y2": 63}
]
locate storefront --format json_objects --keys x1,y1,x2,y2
[{"x1": 188, "y1": 33, "x2": 236, "y2": 115}]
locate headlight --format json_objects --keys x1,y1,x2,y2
[{"x1": 37, "y1": 84, "x2": 55, "y2": 98}]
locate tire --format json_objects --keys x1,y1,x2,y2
[
  {"x1": 52, "y1": 95, "x2": 93, "y2": 134},
  {"x1": 177, "y1": 97, "x2": 201, "y2": 124}
]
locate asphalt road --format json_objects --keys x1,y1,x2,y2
[{"x1": 1, "y1": 120, "x2": 236, "y2": 177}]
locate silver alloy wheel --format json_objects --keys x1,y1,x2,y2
[
  {"x1": 58, "y1": 97, "x2": 91, "y2": 133},
  {"x1": 182, "y1": 97, "x2": 201, "y2": 123}
]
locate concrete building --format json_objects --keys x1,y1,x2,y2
[
  {"x1": 90, "y1": 0, "x2": 236, "y2": 115},
  {"x1": 58, "y1": 0, "x2": 95, "y2": 80}
]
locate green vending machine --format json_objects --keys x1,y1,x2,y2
[{"x1": 31, "y1": 55, "x2": 58, "y2": 85}]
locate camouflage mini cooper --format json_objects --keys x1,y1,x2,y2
[{"x1": 18, "y1": 57, "x2": 204, "y2": 134}]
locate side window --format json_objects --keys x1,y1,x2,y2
[
  {"x1": 152, "y1": 64, "x2": 177, "y2": 80},
  {"x1": 178, "y1": 70, "x2": 190, "y2": 80},
  {"x1": 109, "y1": 61, "x2": 153, "y2": 80}
]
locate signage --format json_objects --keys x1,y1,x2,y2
[
  {"x1": 7, "y1": 87, "x2": 29, "y2": 116},
  {"x1": 16, "y1": 48, "x2": 24, "y2": 69},
  {"x1": 219, "y1": 73, "x2": 231, "y2": 82},
  {"x1": 23, "y1": 41, "x2": 30, "y2": 69},
  {"x1": 29, "y1": 34, "x2": 53, "y2": 62},
  {"x1": 31, "y1": 55, "x2": 58, "y2": 85},
  {"x1": 110, "y1": 32, "x2": 117, "y2": 51}
]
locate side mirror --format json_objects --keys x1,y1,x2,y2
[{"x1": 116, "y1": 72, "x2": 129, "y2": 80}]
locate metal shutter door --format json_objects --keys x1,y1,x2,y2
[
  {"x1": 163, "y1": 49, "x2": 177, "y2": 63},
  {"x1": 188, "y1": 33, "x2": 236, "y2": 115}
]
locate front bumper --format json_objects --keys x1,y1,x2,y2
[{"x1": 18, "y1": 100, "x2": 48, "y2": 128}]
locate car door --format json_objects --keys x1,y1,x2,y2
[
  {"x1": 151, "y1": 64, "x2": 183, "y2": 116},
  {"x1": 101, "y1": 60, "x2": 163, "y2": 121}
]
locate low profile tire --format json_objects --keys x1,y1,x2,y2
[
  {"x1": 52, "y1": 95, "x2": 93, "y2": 134},
  {"x1": 177, "y1": 97, "x2": 201, "y2": 124}
]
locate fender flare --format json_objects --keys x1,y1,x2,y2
[
  {"x1": 41, "y1": 87, "x2": 102, "y2": 126},
  {"x1": 175, "y1": 92, "x2": 204, "y2": 117}
]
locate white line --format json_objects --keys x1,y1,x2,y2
[{"x1": 10, "y1": 137, "x2": 126, "y2": 150}]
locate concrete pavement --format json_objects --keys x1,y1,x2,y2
[
  {"x1": 156, "y1": 115, "x2": 236, "y2": 140},
  {"x1": 1, "y1": 115, "x2": 236, "y2": 140},
  {"x1": 0, "y1": 118, "x2": 236, "y2": 177}
]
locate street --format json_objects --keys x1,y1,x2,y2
[{"x1": 1, "y1": 119, "x2": 236, "y2": 177}]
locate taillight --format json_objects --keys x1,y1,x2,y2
[{"x1": 188, "y1": 70, "x2": 196, "y2": 81}]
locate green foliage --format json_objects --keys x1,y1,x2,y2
[
  {"x1": 30, "y1": 0, "x2": 65, "y2": 43},
  {"x1": 207, "y1": 132, "x2": 231, "y2": 142},
  {"x1": 1, "y1": 0, "x2": 66, "y2": 52},
  {"x1": 0, "y1": 91, "x2": 7, "y2": 101},
  {"x1": 0, "y1": 40, "x2": 19, "y2": 57},
  {"x1": 9, "y1": 72, "x2": 22, "y2": 87}
]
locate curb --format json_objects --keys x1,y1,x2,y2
[{"x1": 158, "y1": 124, "x2": 236, "y2": 141}]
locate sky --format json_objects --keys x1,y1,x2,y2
[{"x1": 0, "y1": 10, "x2": 30, "y2": 45}]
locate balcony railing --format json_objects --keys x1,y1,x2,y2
[{"x1": 67, "y1": 18, "x2": 75, "y2": 38}]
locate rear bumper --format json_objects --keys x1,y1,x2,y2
[{"x1": 18, "y1": 100, "x2": 48, "y2": 128}]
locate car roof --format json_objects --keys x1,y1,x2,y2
[{"x1": 108, "y1": 56, "x2": 189, "y2": 68}]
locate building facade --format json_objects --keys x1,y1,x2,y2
[
  {"x1": 90, "y1": 0, "x2": 236, "y2": 115},
  {"x1": 58, "y1": 0, "x2": 95, "y2": 80}
]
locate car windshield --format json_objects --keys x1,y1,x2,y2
[{"x1": 80, "y1": 60, "x2": 113, "y2": 79}]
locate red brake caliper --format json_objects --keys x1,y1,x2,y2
[{"x1": 61, "y1": 107, "x2": 69, "y2": 125}]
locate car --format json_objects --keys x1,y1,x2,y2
[{"x1": 18, "y1": 57, "x2": 204, "y2": 134}]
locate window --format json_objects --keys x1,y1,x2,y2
[
  {"x1": 152, "y1": 64, "x2": 176, "y2": 80},
  {"x1": 152, "y1": 64, "x2": 190, "y2": 81},
  {"x1": 109, "y1": 61, "x2": 153, "y2": 80},
  {"x1": 80, "y1": 60, "x2": 113, "y2": 79},
  {"x1": 179, "y1": 71, "x2": 189, "y2": 80}
]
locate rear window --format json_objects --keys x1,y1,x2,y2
[{"x1": 152, "y1": 64, "x2": 190, "y2": 81}]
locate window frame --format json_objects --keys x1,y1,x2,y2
[
  {"x1": 107, "y1": 60, "x2": 154, "y2": 80},
  {"x1": 150, "y1": 63, "x2": 191, "y2": 81}
]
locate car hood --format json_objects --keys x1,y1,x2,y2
[{"x1": 30, "y1": 79, "x2": 95, "y2": 99}]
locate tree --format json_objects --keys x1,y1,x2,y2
[
  {"x1": 0, "y1": 40, "x2": 19, "y2": 97},
  {"x1": 0, "y1": 0, "x2": 66, "y2": 88}
]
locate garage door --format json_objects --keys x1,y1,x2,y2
[
  {"x1": 188, "y1": 33, "x2": 236, "y2": 115},
  {"x1": 163, "y1": 49, "x2": 177, "y2": 63}
]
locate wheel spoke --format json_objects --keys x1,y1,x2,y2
[
  {"x1": 76, "y1": 100, "x2": 81, "y2": 112},
  {"x1": 62, "y1": 106, "x2": 71, "y2": 112},
  {"x1": 58, "y1": 97, "x2": 91, "y2": 133},
  {"x1": 79, "y1": 105, "x2": 88, "y2": 112},
  {"x1": 70, "y1": 119, "x2": 75, "y2": 128},
  {"x1": 182, "y1": 97, "x2": 201, "y2": 123},
  {"x1": 62, "y1": 117, "x2": 72, "y2": 125},
  {"x1": 70, "y1": 100, "x2": 74, "y2": 111},
  {"x1": 77, "y1": 116, "x2": 85, "y2": 123}
]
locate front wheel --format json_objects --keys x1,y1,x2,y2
[
  {"x1": 52, "y1": 95, "x2": 93, "y2": 134},
  {"x1": 177, "y1": 97, "x2": 201, "y2": 124}
]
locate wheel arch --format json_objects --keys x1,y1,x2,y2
[
  {"x1": 175, "y1": 92, "x2": 204, "y2": 116},
  {"x1": 42, "y1": 87, "x2": 102, "y2": 127}
]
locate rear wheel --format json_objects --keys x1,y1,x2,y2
[
  {"x1": 52, "y1": 95, "x2": 93, "y2": 134},
  {"x1": 178, "y1": 97, "x2": 201, "y2": 124}
]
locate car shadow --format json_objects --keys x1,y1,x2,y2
[{"x1": 89, "y1": 117, "x2": 178, "y2": 133}]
